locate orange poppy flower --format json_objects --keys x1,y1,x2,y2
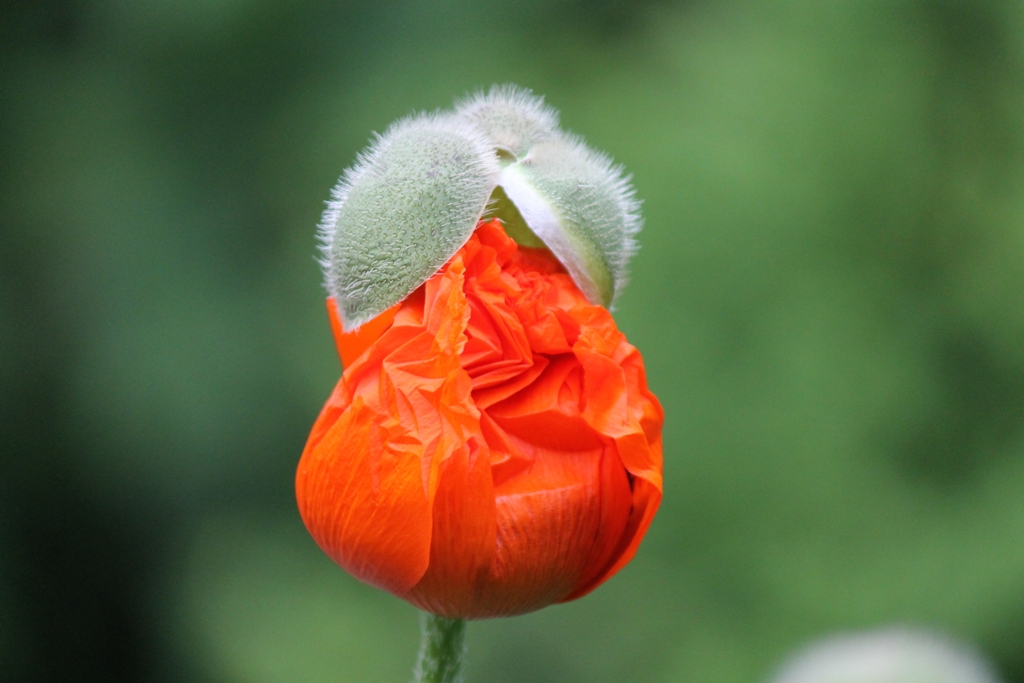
[{"x1": 296, "y1": 219, "x2": 663, "y2": 619}]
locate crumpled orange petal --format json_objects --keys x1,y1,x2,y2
[{"x1": 296, "y1": 219, "x2": 664, "y2": 619}]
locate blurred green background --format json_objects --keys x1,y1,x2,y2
[{"x1": 3, "y1": 1, "x2": 1024, "y2": 681}]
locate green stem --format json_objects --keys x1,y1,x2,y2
[{"x1": 413, "y1": 613, "x2": 466, "y2": 683}]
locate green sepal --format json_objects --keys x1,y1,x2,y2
[
  {"x1": 496, "y1": 131, "x2": 641, "y2": 308},
  {"x1": 320, "y1": 113, "x2": 499, "y2": 329},
  {"x1": 455, "y1": 84, "x2": 559, "y2": 162},
  {"x1": 319, "y1": 86, "x2": 643, "y2": 326}
]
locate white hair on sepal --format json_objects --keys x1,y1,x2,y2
[
  {"x1": 315, "y1": 131, "x2": 378, "y2": 275},
  {"x1": 455, "y1": 84, "x2": 560, "y2": 161},
  {"x1": 498, "y1": 128, "x2": 643, "y2": 308},
  {"x1": 318, "y1": 111, "x2": 500, "y2": 329}
]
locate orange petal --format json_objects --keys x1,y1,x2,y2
[
  {"x1": 574, "y1": 321, "x2": 663, "y2": 491},
  {"x1": 562, "y1": 462, "x2": 662, "y2": 601},
  {"x1": 404, "y1": 436, "x2": 498, "y2": 617},
  {"x1": 296, "y1": 395, "x2": 433, "y2": 594},
  {"x1": 561, "y1": 439, "x2": 638, "y2": 599},
  {"x1": 481, "y1": 442, "x2": 617, "y2": 616},
  {"x1": 327, "y1": 297, "x2": 398, "y2": 369},
  {"x1": 485, "y1": 356, "x2": 602, "y2": 452}
]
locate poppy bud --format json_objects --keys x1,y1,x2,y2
[
  {"x1": 299, "y1": 86, "x2": 663, "y2": 619},
  {"x1": 771, "y1": 629, "x2": 1002, "y2": 683}
]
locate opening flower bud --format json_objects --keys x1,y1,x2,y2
[
  {"x1": 301, "y1": 87, "x2": 662, "y2": 619},
  {"x1": 298, "y1": 220, "x2": 663, "y2": 618}
]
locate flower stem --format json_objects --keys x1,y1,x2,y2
[{"x1": 413, "y1": 613, "x2": 466, "y2": 683}]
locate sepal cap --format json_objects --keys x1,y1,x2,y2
[{"x1": 320, "y1": 113, "x2": 499, "y2": 328}]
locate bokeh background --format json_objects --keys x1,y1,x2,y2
[{"x1": 3, "y1": 0, "x2": 1024, "y2": 681}]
